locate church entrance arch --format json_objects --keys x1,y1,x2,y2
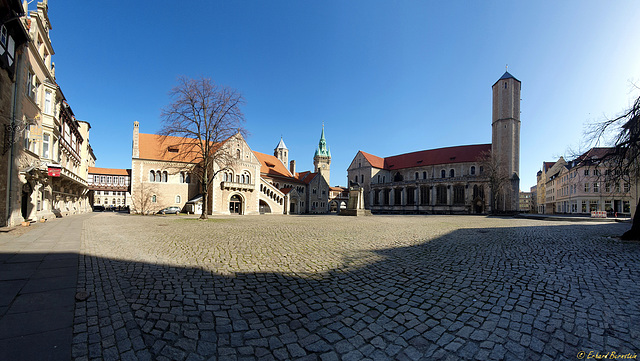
[{"x1": 229, "y1": 194, "x2": 243, "y2": 215}]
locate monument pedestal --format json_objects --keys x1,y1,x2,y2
[{"x1": 339, "y1": 184, "x2": 371, "y2": 216}]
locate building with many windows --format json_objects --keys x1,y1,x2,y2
[
  {"x1": 130, "y1": 122, "x2": 331, "y2": 215},
  {"x1": 0, "y1": 0, "x2": 29, "y2": 226},
  {"x1": 3, "y1": 0, "x2": 94, "y2": 226},
  {"x1": 347, "y1": 71, "x2": 521, "y2": 214},
  {"x1": 88, "y1": 167, "x2": 131, "y2": 210},
  {"x1": 537, "y1": 148, "x2": 635, "y2": 216}
]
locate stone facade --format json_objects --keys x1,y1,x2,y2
[
  {"x1": 540, "y1": 148, "x2": 635, "y2": 216},
  {"x1": 131, "y1": 122, "x2": 332, "y2": 215},
  {"x1": 348, "y1": 71, "x2": 521, "y2": 214},
  {"x1": 3, "y1": 0, "x2": 93, "y2": 226}
]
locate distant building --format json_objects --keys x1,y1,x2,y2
[
  {"x1": 347, "y1": 71, "x2": 521, "y2": 214},
  {"x1": 537, "y1": 148, "x2": 635, "y2": 216},
  {"x1": 519, "y1": 191, "x2": 532, "y2": 213},
  {"x1": 88, "y1": 167, "x2": 131, "y2": 210},
  {"x1": 529, "y1": 185, "x2": 537, "y2": 213}
]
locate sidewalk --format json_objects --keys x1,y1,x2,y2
[
  {"x1": 515, "y1": 212, "x2": 632, "y2": 223},
  {"x1": 0, "y1": 214, "x2": 90, "y2": 361}
]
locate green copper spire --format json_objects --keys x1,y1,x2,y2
[{"x1": 314, "y1": 125, "x2": 330, "y2": 158}]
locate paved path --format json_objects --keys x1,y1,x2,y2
[
  {"x1": 2, "y1": 213, "x2": 639, "y2": 360},
  {"x1": 72, "y1": 213, "x2": 639, "y2": 361},
  {"x1": 0, "y1": 214, "x2": 90, "y2": 361}
]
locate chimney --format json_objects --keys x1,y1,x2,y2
[
  {"x1": 289, "y1": 160, "x2": 296, "y2": 175},
  {"x1": 132, "y1": 121, "x2": 139, "y2": 158}
]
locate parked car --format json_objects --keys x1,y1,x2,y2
[
  {"x1": 93, "y1": 205, "x2": 105, "y2": 212},
  {"x1": 158, "y1": 206, "x2": 181, "y2": 215}
]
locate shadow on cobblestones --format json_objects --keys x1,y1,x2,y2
[{"x1": 69, "y1": 217, "x2": 640, "y2": 361}]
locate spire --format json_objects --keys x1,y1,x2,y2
[
  {"x1": 314, "y1": 125, "x2": 330, "y2": 158},
  {"x1": 275, "y1": 137, "x2": 287, "y2": 150}
]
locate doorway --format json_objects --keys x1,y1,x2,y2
[{"x1": 229, "y1": 194, "x2": 242, "y2": 215}]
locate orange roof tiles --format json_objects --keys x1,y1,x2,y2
[
  {"x1": 88, "y1": 167, "x2": 130, "y2": 176},
  {"x1": 253, "y1": 151, "x2": 299, "y2": 180},
  {"x1": 362, "y1": 144, "x2": 491, "y2": 170},
  {"x1": 138, "y1": 133, "x2": 215, "y2": 163}
]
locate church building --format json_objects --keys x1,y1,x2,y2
[
  {"x1": 347, "y1": 71, "x2": 521, "y2": 214},
  {"x1": 130, "y1": 122, "x2": 332, "y2": 215}
]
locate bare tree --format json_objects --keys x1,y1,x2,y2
[
  {"x1": 160, "y1": 77, "x2": 246, "y2": 219},
  {"x1": 587, "y1": 93, "x2": 640, "y2": 239},
  {"x1": 478, "y1": 151, "x2": 510, "y2": 214},
  {"x1": 131, "y1": 182, "x2": 161, "y2": 215}
]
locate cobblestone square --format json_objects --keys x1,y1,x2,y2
[{"x1": 73, "y1": 214, "x2": 640, "y2": 360}]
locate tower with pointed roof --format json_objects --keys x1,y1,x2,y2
[
  {"x1": 492, "y1": 70, "x2": 521, "y2": 211},
  {"x1": 313, "y1": 126, "x2": 331, "y2": 186},
  {"x1": 274, "y1": 137, "x2": 288, "y2": 166}
]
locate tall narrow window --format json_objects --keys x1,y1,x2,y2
[
  {"x1": 162, "y1": 171, "x2": 168, "y2": 182},
  {"x1": 180, "y1": 172, "x2": 185, "y2": 183},
  {"x1": 176, "y1": 195, "x2": 181, "y2": 204},
  {"x1": 449, "y1": 169, "x2": 455, "y2": 178},
  {"x1": 152, "y1": 195, "x2": 157, "y2": 203},
  {"x1": 149, "y1": 171, "x2": 155, "y2": 182},
  {"x1": 42, "y1": 133, "x2": 50, "y2": 158},
  {"x1": 44, "y1": 90, "x2": 52, "y2": 114},
  {"x1": 470, "y1": 166, "x2": 476, "y2": 175},
  {"x1": 441, "y1": 170, "x2": 446, "y2": 178}
]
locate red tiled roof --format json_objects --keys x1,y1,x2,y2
[
  {"x1": 574, "y1": 147, "x2": 615, "y2": 165},
  {"x1": 360, "y1": 151, "x2": 385, "y2": 169},
  {"x1": 329, "y1": 186, "x2": 347, "y2": 192},
  {"x1": 280, "y1": 188, "x2": 293, "y2": 195},
  {"x1": 253, "y1": 152, "x2": 305, "y2": 183},
  {"x1": 88, "y1": 167, "x2": 130, "y2": 176},
  {"x1": 138, "y1": 133, "x2": 216, "y2": 163},
  {"x1": 295, "y1": 171, "x2": 318, "y2": 184},
  {"x1": 543, "y1": 162, "x2": 556, "y2": 171},
  {"x1": 362, "y1": 144, "x2": 491, "y2": 170}
]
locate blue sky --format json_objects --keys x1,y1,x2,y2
[{"x1": 46, "y1": 1, "x2": 640, "y2": 189}]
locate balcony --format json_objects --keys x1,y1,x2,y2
[{"x1": 220, "y1": 181, "x2": 255, "y2": 192}]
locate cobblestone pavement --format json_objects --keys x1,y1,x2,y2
[{"x1": 73, "y1": 213, "x2": 640, "y2": 361}]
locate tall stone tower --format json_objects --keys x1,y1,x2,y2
[
  {"x1": 132, "y1": 121, "x2": 140, "y2": 158},
  {"x1": 313, "y1": 126, "x2": 331, "y2": 186},
  {"x1": 491, "y1": 70, "x2": 521, "y2": 212},
  {"x1": 274, "y1": 137, "x2": 288, "y2": 166}
]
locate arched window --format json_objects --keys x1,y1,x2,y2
[
  {"x1": 450, "y1": 169, "x2": 455, "y2": 178},
  {"x1": 180, "y1": 172, "x2": 185, "y2": 183},
  {"x1": 155, "y1": 171, "x2": 161, "y2": 182},
  {"x1": 186, "y1": 173, "x2": 191, "y2": 183},
  {"x1": 393, "y1": 172, "x2": 403, "y2": 182},
  {"x1": 441, "y1": 170, "x2": 446, "y2": 178},
  {"x1": 244, "y1": 172, "x2": 251, "y2": 184},
  {"x1": 162, "y1": 171, "x2": 168, "y2": 182},
  {"x1": 236, "y1": 149, "x2": 241, "y2": 159},
  {"x1": 96, "y1": 198, "x2": 100, "y2": 204},
  {"x1": 470, "y1": 166, "x2": 476, "y2": 175},
  {"x1": 149, "y1": 171, "x2": 155, "y2": 182},
  {"x1": 423, "y1": 171, "x2": 427, "y2": 179},
  {"x1": 241, "y1": 174, "x2": 245, "y2": 183},
  {"x1": 176, "y1": 195, "x2": 181, "y2": 204},
  {"x1": 152, "y1": 195, "x2": 157, "y2": 203},
  {"x1": 360, "y1": 175, "x2": 364, "y2": 183},
  {"x1": 415, "y1": 172, "x2": 419, "y2": 180}
]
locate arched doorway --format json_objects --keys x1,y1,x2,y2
[
  {"x1": 229, "y1": 194, "x2": 243, "y2": 215},
  {"x1": 259, "y1": 200, "x2": 271, "y2": 214}
]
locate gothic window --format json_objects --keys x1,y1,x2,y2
[
  {"x1": 436, "y1": 185, "x2": 447, "y2": 205},
  {"x1": 470, "y1": 166, "x2": 476, "y2": 175},
  {"x1": 394, "y1": 189, "x2": 402, "y2": 205},
  {"x1": 407, "y1": 188, "x2": 416, "y2": 205},
  {"x1": 449, "y1": 169, "x2": 455, "y2": 178},
  {"x1": 441, "y1": 170, "x2": 446, "y2": 178},
  {"x1": 420, "y1": 186, "x2": 430, "y2": 205},
  {"x1": 394, "y1": 172, "x2": 403, "y2": 182},
  {"x1": 453, "y1": 185, "x2": 465, "y2": 204}
]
